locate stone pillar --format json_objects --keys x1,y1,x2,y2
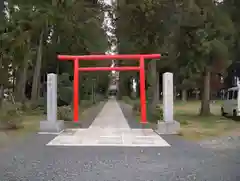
[
  {"x1": 157, "y1": 72, "x2": 180, "y2": 134},
  {"x1": 40, "y1": 74, "x2": 64, "y2": 133},
  {"x1": 47, "y1": 74, "x2": 57, "y2": 122},
  {"x1": 163, "y1": 72, "x2": 174, "y2": 122}
]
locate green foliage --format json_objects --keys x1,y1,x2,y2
[
  {"x1": 178, "y1": 119, "x2": 189, "y2": 125},
  {"x1": 95, "y1": 93, "x2": 106, "y2": 103},
  {"x1": 1, "y1": 0, "x2": 239, "y2": 119},
  {"x1": 177, "y1": 1, "x2": 235, "y2": 75},
  {"x1": 58, "y1": 73, "x2": 72, "y2": 87},
  {"x1": 1, "y1": 0, "x2": 108, "y2": 105},
  {"x1": 58, "y1": 87, "x2": 73, "y2": 105},
  {"x1": 58, "y1": 73, "x2": 73, "y2": 106},
  {"x1": 132, "y1": 102, "x2": 140, "y2": 113},
  {"x1": 80, "y1": 100, "x2": 92, "y2": 108},
  {"x1": 57, "y1": 106, "x2": 73, "y2": 121},
  {"x1": 0, "y1": 103, "x2": 23, "y2": 129},
  {"x1": 131, "y1": 101, "x2": 163, "y2": 123},
  {"x1": 156, "y1": 105, "x2": 163, "y2": 121},
  {"x1": 122, "y1": 96, "x2": 133, "y2": 105},
  {"x1": 147, "y1": 104, "x2": 163, "y2": 123},
  {"x1": 36, "y1": 97, "x2": 45, "y2": 108},
  {"x1": 21, "y1": 98, "x2": 45, "y2": 111}
]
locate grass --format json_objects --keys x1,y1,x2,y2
[
  {"x1": 174, "y1": 101, "x2": 240, "y2": 141},
  {"x1": 0, "y1": 110, "x2": 44, "y2": 148},
  {"x1": 1, "y1": 98, "x2": 238, "y2": 146},
  {"x1": 122, "y1": 97, "x2": 240, "y2": 141},
  {"x1": 0, "y1": 99, "x2": 101, "y2": 141}
]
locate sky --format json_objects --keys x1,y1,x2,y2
[{"x1": 104, "y1": 0, "x2": 113, "y2": 6}]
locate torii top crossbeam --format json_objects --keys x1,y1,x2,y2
[{"x1": 58, "y1": 54, "x2": 160, "y2": 60}]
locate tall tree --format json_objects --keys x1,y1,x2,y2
[
  {"x1": 177, "y1": 0, "x2": 234, "y2": 115},
  {"x1": 0, "y1": 1, "x2": 5, "y2": 107},
  {"x1": 116, "y1": 0, "x2": 179, "y2": 110},
  {"x1": 1, "y1": 0, "x2": 109, "y2": 105}
]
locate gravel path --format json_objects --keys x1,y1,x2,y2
[
  {"x1": 0, "y1": 101, "x2": 239, "y2": 180},
  {"x1": 199, "y1": 134, "x2": 240, "y2": 150},
  {"x1": 0, "y1": 134, "x2": 239, "y2": 180}
]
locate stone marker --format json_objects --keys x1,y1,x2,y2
[
  {"x1": 157, "y1": 72, "x2": 180, "y2": 134},
  {"x1": 40, "y1": 74, "x2": 64, "y2": 133},
  {"x1": 163, "y1": 72, "x2": 174, "y2": 122}
]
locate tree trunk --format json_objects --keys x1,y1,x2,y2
[
  {"x1": 0, "y1": 57, "x2": 3, "y2": 107},
  {"x1": 200, "y1": 68, "x2": 211, "y2": 116},
  {"x1": 14, "y1": 67, "x2": 21, "y2": 98},
  {"x1": 37, "y1": 79, "x2": 42, "y2": 97},
  {"x1": 156, "y1": 72, "x2": 160, "y2": 103},
  {"x1": 15, "y1": 42, "x2": 30, "y2": 103},
  {"x1": 149, "y1": 59, "x2": 158, "y2": 110},
  {"x1": 195, "y1": 89, "x2": 199, "y2": 100},
  {"x1": 31, "y1": 30, "x2": 43, "y2": 102},
  {"x1": 12, "y1": 69, "x2": 16, "y2": 93},
  {"x1": 118, "y1": 72, "x2": 129, "y2": 98},
  {"x1": 174, "y1": 86, "x2": 177, "y2": 101},
  {"x1": 181, "y1": 89, "x2": 187, "y2": 102},
  {"x1": 0, "y1": 84, "x2": 4, "y2": 107},
  {"x1": 16, "y1": 58, "x2": 28, "y2": 103}
]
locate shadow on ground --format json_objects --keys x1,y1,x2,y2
[
  {"x1": 117, "y1": 101, "x2": 154, "y2": 129},
  {"x1": 65, "y1": 101, "x2": 107, "y2": 129}
]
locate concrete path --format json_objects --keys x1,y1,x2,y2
[
  {"x1": 89, "y1": 99, "x2": 129, "y2": 129},
  {"x1": 47, "y1": 99, "x2": 169, "y2": 147}
]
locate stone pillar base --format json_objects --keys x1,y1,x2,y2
[
  {"x1": 40, "y1": 120, "x2": 64, "y2": 133},
  {"x1": 156, "y1": 120, "x2": 180, "y2": 135}
]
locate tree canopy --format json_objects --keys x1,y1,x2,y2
[{"x1": 0, "y1": 0, "x2": 239, "y2": 117}]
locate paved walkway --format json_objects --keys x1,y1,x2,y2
[
  {"x1": 89, "y1": 99, "x2": 129, "y2": 129},
  {"x1": 47, "y1": 99, "x2": 169, "y2": 147}
]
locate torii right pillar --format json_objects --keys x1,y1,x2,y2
[{"x1": 157, "y1": 72, "x2": 180, "y2": 134}]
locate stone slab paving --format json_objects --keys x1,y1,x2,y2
[
  {"x1": 89, "y1": 99, "x2": 130, "y2": 129},
  {"x1": 47, "y1": 99, "x2": 170, "y2": 147},
  {"x1": 47, "y1": 128, "x2": 170, "y2": 147}
]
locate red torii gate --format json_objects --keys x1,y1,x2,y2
[{"x1": 58, "y1": 54, "x2": 161, "y2": 124}]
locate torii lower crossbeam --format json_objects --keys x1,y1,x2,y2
[{"x1": 58, "y1": 54, "x2": 161, "y2": 124}]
